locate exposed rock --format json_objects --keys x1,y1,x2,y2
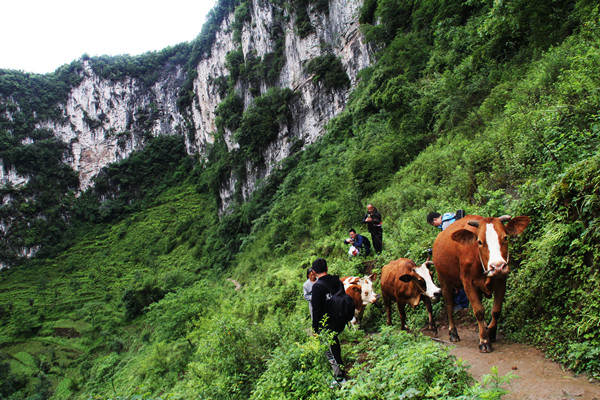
[{"x1": 0, "y1": 0, "x2": 371, "y2": 263}]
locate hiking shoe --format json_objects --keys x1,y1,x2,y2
[{"x1": 330, "y1": 378, "x2": 347, "y2": 388}]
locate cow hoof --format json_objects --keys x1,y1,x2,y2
[
  {"x1": 479, "y1": 342, "x2": 493, "y2": 353},
  {"x1": 449, "y1": 328, "x2": 460, "y2": 342}
]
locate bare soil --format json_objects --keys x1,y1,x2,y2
[{"x1": 428, "y1": 314, "x2": 600, "y2": 400}]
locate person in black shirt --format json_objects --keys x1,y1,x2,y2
[
  {"x1": 310, "y1": 258, "x2": 347, "y2": 385},
  {"x1": 363, "y1": 204, "x2": 383, "y2": 254}
]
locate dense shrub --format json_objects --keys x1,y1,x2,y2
[
  {"x1": 305, "y1": 54, "x2": 350, "y2": 89},
  {"x1": 234, "y1": 87, "x2": 295, "y2": 163},
  {"x1": 504, "y1": 152, "x2": 600, "y2": 378},
  {"x1": 122, "y1": 278, "x2": 166, "y2": 321}
]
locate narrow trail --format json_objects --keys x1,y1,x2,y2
[{"x1": 428, "y1": 318, "x2": 600, "y2": 400}]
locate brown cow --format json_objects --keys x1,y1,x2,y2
[
  {"x1": 380, "y1": 259, "x2": 441, "y2": 333},
  {"x1": 341, "y1": 274, "x2": 378, "y2": 329},
  {"x1": 433, "y1": 214, "x2": 530, "y2": 352}
]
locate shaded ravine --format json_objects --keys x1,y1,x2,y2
[{"x1": 431, "y1": 320, "x2": 600, "y2": 400}]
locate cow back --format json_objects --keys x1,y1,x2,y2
[{"x1": 380, "y1": 258, "x2": 421, "y2": 303}]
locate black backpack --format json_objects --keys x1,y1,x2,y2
[
  {"x1": 325, "y1": 288, "x2": 355, "y2": 332},
  {"x1": 362, "y1": 235, "x2": 371, "y2": 249}
]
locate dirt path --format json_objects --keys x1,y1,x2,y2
[{"x1": 431, "y1": 321, "x2": 600, "y2": 400}]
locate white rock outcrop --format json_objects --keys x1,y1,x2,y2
[{"x1": 7, "y1": 0, "x2": 370, "y2": 207}]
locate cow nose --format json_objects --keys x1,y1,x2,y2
[{"x1": 489, "y1": 262, "x2": 509, "y2": 276}]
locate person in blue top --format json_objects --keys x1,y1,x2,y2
[
  {"x1": 344, "y1": 229, "x2": 371, "y2": 257},
  {"x1": 427, "y1": 210, "x2": 469, "y2": 310},
  {"x1": 427, "y1": 211, "x2": 458, "y2": 231}
]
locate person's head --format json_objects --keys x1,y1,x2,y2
[
  {"x1": 306, "y1": 267, "x2": 314, "y2": 279},
  {"x1": 427, "y1": 212, "x2": 442, "y2": 227},
  {"x1": 306, "y1": 267, "x2": 316, "y2": 282},
  {"x1": 367, "y1": 204, "x2": 375, "y2": 213},
  {"x1": 348, "y1": 229, "x2": 357, "y2": 240},
  {"x1": 312, "y1": 258, "x2": 328, "y2": 275}
]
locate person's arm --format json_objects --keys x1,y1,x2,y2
[{"x1": 303, "y1": 282, "x2": 312, "y2": 301}]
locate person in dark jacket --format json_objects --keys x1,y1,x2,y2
[
  {"x1": 310, "y1": 258, "x2": 347, "y2": 385},
  {"x1": 344, "y1": 228, "x2": 371, "y2": 257},
  {"x1": 363, "y1": 204, "x2": 383, "y2": 254}
]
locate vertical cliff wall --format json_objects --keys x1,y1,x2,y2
[
  {"x1": 33, "y1": 0, "x2": 369, "y2": 202},
  {"x1": 0, "y1": 0, "x2": 370, "y2": 265}
]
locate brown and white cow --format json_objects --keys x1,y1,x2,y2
[
  {"x1": 433, "y1": 214, "x2": 530, "y2": 353},
  {"x1": 380, "y1": 258, "x2": 441, "y2": 333},
  {"x1": 341, "y1": 274, "x2": 378, "y2": 329}
]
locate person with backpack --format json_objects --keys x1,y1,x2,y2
[
  {"x1": 310, "y1": 258, "x2": 352, "y2": 386},
  {"x1": 344, "y1": 228, "x2": 371, "y2": 257},
  {"x1": 427, "y1": 210, "x2": 461, "y2": 231}
]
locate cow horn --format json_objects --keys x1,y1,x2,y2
[
  {"x1": 468, "y1": 221, "x2": 480, "y2": 227},
  {"x1": 424, "y1": 261, "x2": 434, "y2": 267},
  {"x1": 498, "y1": 215, "x2": 512, "y2": 223}
]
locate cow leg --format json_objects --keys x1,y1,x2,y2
[
  {"x1": 383, "y1": 296, "x2": 393, "y2": 326},
  {"x1": 397, "y1": 302, "x2": 408, "y2": 331},
  {"x1": 464, "y1": 284, "x2": 492, "y2": 353},
  {"x1": 440, "y1": 283, "x2": 460, "y2": 342},
  {"x1": 487, "y1": 278, "x2": 506, "y2": 343},
  {"x1": 422, "y1": 296, "x2": 437, "y2": 335},
  {"x1": 353, "y1": 307, "x2": 365, "y2": 330}
]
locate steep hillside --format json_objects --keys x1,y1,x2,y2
[{"x1": 1, "y1": 0, "x2": 600, "y2": 399}]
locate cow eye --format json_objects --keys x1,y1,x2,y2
[{"x1": 477, "y1": 240, "x2": 483, "y2": 246}]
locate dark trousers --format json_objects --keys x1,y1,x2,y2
[
  {"x1": 370, "y1": 227, "x2": 383, "y2": 253},
  {"x1": 325, "y1": 335, "x2": 343, "y2": 378}
]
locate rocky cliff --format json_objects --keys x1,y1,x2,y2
[
  {"x1": 36, "y1": 0, "x2": 368, "y2": 202},
  {"x1": 0, "y1": 0, "x2": 370, "y2": 265}
]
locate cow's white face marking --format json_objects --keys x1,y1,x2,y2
[
  {"x1": 485, "y1": 223, "x2": 505, "y2": 271},
  {"x1": 359, "y1": 276, "x2": 378, "y2": 305},
  {"x1": 342, "y1": 276, "x2": 378, "y2": 304},
  {"x1": 414, "y1": 263, "x2": 442, "y2": 298}
]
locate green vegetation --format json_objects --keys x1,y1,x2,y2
[
  {"x1": 305, "y1": 54, "x2": 350, "y2": 89},
  {"x1": 1, "y1": 0, "x2": 600, "y2": 399}
]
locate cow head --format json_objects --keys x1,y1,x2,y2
[
  {"x1": 451, "y1": 215, "x2": 530, "y2": 277},
  {"x1": 358, "y1": 273, "x2": 378, "y2": 305},
  {"x1": 399, "y1": 261, "x2": 442, "y2": 299}
]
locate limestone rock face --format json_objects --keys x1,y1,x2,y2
[
  {"x1": 1, "y1": 0, "x2": 371, "y2": 264},
  {"x1": 190, "y1": 0, "x2": 370, "y2": 209},
  {"x1": 38, "y1": 62, "x2": 188, "y2": 189},
  {"x1": 33, "y1": 0, "x2": 369, "y2": 203}
]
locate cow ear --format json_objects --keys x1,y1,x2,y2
[
  {"x1": 506, "y1": 215, "x2": 530, "y2": 236},
  {"x1": 399, "y1": 274, "x2": 412, "y2": 283},
  {"x1": 369, "y1": 273, "x2": 377, "y2": 281},
  {"x1": 451, "y1": 229, "x2": 477, "y2": 245}
]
